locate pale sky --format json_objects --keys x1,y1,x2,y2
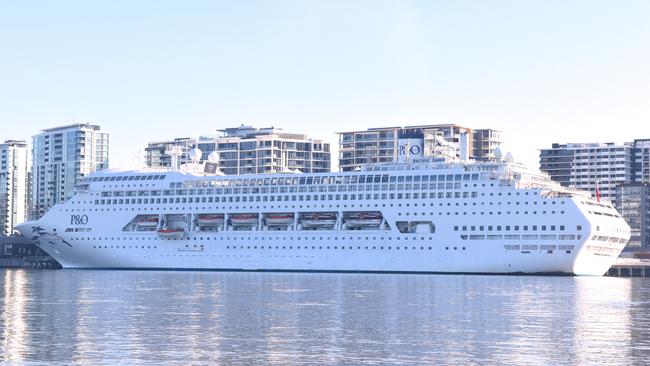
[{"x1": 0, "y1": 0, "x2": 648, "y2": 169}]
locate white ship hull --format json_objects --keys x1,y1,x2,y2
[
  {"x1": 17, "y1": 161, "x2": 630, "y2": 276},
  {"x1": 21, "y1": 230, "x2": 616, "y2": 275}
]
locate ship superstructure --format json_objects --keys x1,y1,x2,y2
[{"x1": 17, "y1": 156, "x2": 630, "y2": 275}]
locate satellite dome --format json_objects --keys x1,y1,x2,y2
[
  {"x1": 189, "y1": 147, "x2": 202, "y2": 162},
  {"x1": 505, "y1": 152, "x2": 514, "y2": 163},
  {"x1": 493, "y1": 147, "x2": 503, "y2": 160},
  {"x1": 207, "y1": 151, "x2": 220, "y2": 163}
]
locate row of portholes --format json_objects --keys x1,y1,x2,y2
[
  {"x1": 225, "y1": 245, "x2": 441, "y2": 251},
  {"x1": 398, "y1": 211, "x2": 565, "y2": 216},
  {"x1": 73, "y1": 236, "x2": 435, "y2": 241},
  {"x1": 92, "y1": 245, "x2": 157, "y2": 249},
  {"x1": 89, "y1": 244, "x2": 471, "y2": 251}
]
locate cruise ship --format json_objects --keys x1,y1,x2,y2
[{"x1": 16, "y1": 150, "x2": 630, "y2": 275}]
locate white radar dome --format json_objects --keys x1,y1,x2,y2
[
  {"x1": 493, "y1": 147, "x2": 503, "y2": 160},
  {"x1": 207, "y1": 151, "x2": 220, "y2": 163},
  {"x1": 189, "y1": 148, "x2": 202, "y2": 162},
  {"x1": 505, "y1": 152, "x2": 514, "y2": 163}
]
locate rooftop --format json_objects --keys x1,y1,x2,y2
[{"x1": 40, "y1": 123, "x2": 103, "y2": 133}]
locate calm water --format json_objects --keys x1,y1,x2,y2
[{"x1": 1, "y1": 270, "x2": 649, "y2": 365}]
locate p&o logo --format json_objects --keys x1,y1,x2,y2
[
  {"x1": 399, "y1": 144, "x2": 422, "y2": 156},
  {"x1": 70, "y1": 214, "x2": 89, "y2": 225}
]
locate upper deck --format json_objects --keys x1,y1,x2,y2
[{"x1": 75, "y1": 159, "x2": 587, "y2": 200}]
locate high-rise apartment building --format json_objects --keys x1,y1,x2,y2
[
  {"x1": 539, "y1": 142, "x2": 634, "y2": 201},
  {"x1": 0, "y1": 140, "x2": 30, "y2": 236},
  {"x1": 31, "y1": 123, "x2": 109, "y2": 219},
  {"x1": 337, "y1": 124, "x2": 501, "y2": 172},
  {"x1": 145, "y1": 126, "x2": 330, "y2": 175},
  {"x1": 198, "y1": 126, "x2": 330, "y2": 175}
]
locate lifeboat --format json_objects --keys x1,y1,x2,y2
[
  {"x1": 136, "y1": 216, "x2": 159, "y2": 227},
  {"x1": 344, "y1": 212, "x2": 383, "y2": 228},
  {"x1": 196, "y1": 214, "x2": 224, "y2": 226},
  {"x1": 157, "y1": 228, "x2": 185, "y2": 238},
  {"x1": 230, "y1": 214, "x2": 258, "y2": 226},
  {"x1": 300, "y1": 213, "x2": 337, "y2": 229},
  {"x1": 265, "y1": 213, "x2": 294, "y2": 226}
]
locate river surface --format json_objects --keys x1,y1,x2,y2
[{"x1": 0, "y1": 269, "x2": 649, "y2": 365}]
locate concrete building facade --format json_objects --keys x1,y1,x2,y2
[{"x1": 473, "y1": 129, "x2": 503, "y2": 162}]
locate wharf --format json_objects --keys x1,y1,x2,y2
[{"x1": 607, "y1": 257, "x2": 650, "y2": 277}]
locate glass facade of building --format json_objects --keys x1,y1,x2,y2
[
  {"x1": 31, "y1": 124, "x2": 109, "y2": 219},
  {"x1": 615, "y1": 183, "x2": 650, "y2": 248}
]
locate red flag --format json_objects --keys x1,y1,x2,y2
[{"x1": 595, "y1": 181, "x2": 601, "y2": 203}]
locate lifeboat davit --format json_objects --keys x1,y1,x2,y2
[
  {"x1": 265, "y1": 213, "x2": 294, "y2": 226},
  {"x1": 157, "y1": 228, "x2": 185, "y2": 238},
  {"x1": 197, "y1": 214, "x2": 224, "y2": 226},
  {"x1": 230, "y1": 214, "x2": 258, "y2": 226}
]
